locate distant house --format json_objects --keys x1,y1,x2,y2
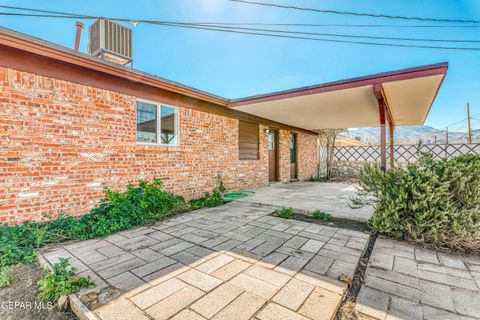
[{"x1": 0, "y1": 25, "x2": 446, "y2": 224}]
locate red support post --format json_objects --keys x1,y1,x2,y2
[
  {"x1": 374, "y1": 84, "x2": 387, "y2": 171},
  {"x1": 379, "y1": 99, "x2": 387, "y2": 171}
]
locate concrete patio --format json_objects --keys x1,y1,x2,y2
[
  {"x1": 240, "y1": 182, "x2": 374, "y2": 221},
  {"x1": 40, "y1": 201, "x2": 370, "y2": 320}
]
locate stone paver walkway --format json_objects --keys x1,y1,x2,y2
[
  {"x1": 40, "y1": 201, "x2": 370, "y2": 320},
  {"x1": 239, "y1": 182, "x2": 373, "y2": 221},
  {"x1": 356, "y1": 237, "x2": 480, "y2": 320}
]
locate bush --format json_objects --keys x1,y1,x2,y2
[
  {"x1": 0, "y1": 178, "x2": 225, "y2": 270},
  {"x1": 37, "y1": 258, "x2": 92, "y2": 301},
  {"x1": 275, "y1": 207, "x2": 294, "y2": 219},
  {"x1": 0, "y1": 266, "x2": 14, "y2": 287},
  {"x1": 353, "y1": 153, "x2": 480, "y2": 252},
  {"x1": 188, "y1": 178, "x2": 226, "y2": 210},
  {"x1": 312, "y1": 210, "x2": 332, "y2": 221}
]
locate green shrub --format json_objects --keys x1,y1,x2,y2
[
  {"x1": 188, "y1": 178, "x2": 226, "y2": 210},
  {"x1": 353, "y1": 153, "x2": 480, "y2": 252},
  {"x1": 37, "y1": 258, "x2": 92, "y2": 301},
  {"x1": 312, "y1": 210, "x2": 332, "y2": 221},
  {"x1": 0, "y1": 178, "x2": 225, "y2": 271},
  {"x1": 0, "y1": 266, "x2": 14, "y2": 287},
  {"x1": 276, "y1": 207, "x2": 294, "y2": 219}
]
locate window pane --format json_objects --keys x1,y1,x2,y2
[
  {"x1": 136, "y1": 102, "x2": 157, "y2": 143},
  {"x1": 268, "y1": 131, "x2": 275, "y2": 150},
  {"x1": 290, "y1": 133, "x2": 297, "y2": 163},
  {"x1": 160, "y1": 105, "x2": 177, "y2": 145}
]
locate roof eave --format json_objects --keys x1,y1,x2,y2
[{"x1": 229, "y1": 62, "x2": 448, "y2": 107}]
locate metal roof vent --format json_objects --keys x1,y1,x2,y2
[{"x1": 89, "y1": 19, "x2": 132, "y2": 66}]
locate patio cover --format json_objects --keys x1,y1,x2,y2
[
  {"x1": 229, "y1": 62, "x2": 448, "y2": 170},
  {"x1": 229, "y1": 62, "x2": 447, "y2": 130}
]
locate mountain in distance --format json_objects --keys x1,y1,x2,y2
[{"x1": 347, "y1": 126, "x2": 480, "y2": 145}]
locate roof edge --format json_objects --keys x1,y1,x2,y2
[
  {"x1": 0, "y1": 27, "x2": 229, "y2": 106},
  {"x1": 229, "y1": 62, "x2": 448, "y2": 107}
]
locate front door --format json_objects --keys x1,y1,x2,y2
[
  {"x1": 290, "y1": 133, "x2": 298, "y2": 180},
  {"x1": 268, "y1": 130, "x2": 278, "y2": 182}
]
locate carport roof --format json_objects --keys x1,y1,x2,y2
[{"x1": 229, "y1": 62, "x2": 448, "y2": 130}]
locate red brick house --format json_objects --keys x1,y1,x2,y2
[
  {"x1": 0, "y1": 27, "x2": 447, "y2": 224},
  {"x1": 0, "y1": 28, "x2": 320, "y2": 224}
]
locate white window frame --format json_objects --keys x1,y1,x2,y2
[{"x1": 136, "y1": 99, "x2": 180, "y2": 146}]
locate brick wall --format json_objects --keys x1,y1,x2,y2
[
  {"x1": 0, "y1": 67, "x2": 319, "y2": 224},
  {"x1": 298, "y1": 133, "x2": 320, "y2": 180}
]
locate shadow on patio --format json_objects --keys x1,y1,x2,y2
[{"x1": 39, "y1": 201, "x2": 370, "y2": 320}]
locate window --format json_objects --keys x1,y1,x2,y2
[
  {"x1": 290, "y1": 133, "x2": 297, "y2": 164},
  {"x1": 136, "y1": 101, "x2": 178, "y2": 145},
  {"x1": 239, "y1": 120, "x2": 259, "y2": 160}
]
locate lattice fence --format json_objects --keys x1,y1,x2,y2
[{"x1": 334, "y1": 143, "x2": 480, "y2": 162}]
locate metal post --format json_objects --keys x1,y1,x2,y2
[
  {"x1": 389, "y1": 122, "x2": 395, "y2": 168},
  {"x1": 467, "y1": 102, "x2": 472, "y2": 144},
  {"x1": 379, "y1": 99, "x2": 387, "y2": 171}
]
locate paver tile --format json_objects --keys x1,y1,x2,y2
[
  {"x1": 300, "y1": 239, "x2": 325, "y2": 254},
  {"x1": 97, "y1": 257, "x2": 146, "y2": 279},
  {"x1": 145, "y1": 285, "x2": 204, "y2": 320},
  {"x1": 131, "y1": 256, "x2": 177, "y2": 278},
  {"x1": 257, "y1": 252, "x2": 289, "y2": 269},
  {"x1": 170, "y1": 309, "x2": 206, "y2": 320},
  {"x1": 190, "y1": 283, "x2": 244, "y2": 318},
  {"x1": 298, "y1": 287, "x2": 341, "y2": 320},
  {"x1": 132, "y1": 248, "x2": 164, "y2": 262},
  {"x1": 257, "y1": 303, "x2": 309, "y2": 320},
  {"x1": 196, "y1": 254, "x2": 235, "y2": 274},
  {"x1": 244, "y1": 265, "x2": 291, "y2": 287},
  {"x1": 304, "y1": 255, "x2": 334, "y2": 275},
  {"x1": 107, "y1": 271, "x2": 145, "y2": 292},
  {"x1": 212, "y1": 291, "x2": 266, "y2": 320},
  {"x1": 177, "y1": 268, "x2": 223, "y2": 292},
  {"x1": 211, "y1": 259, "x2": 251, "y2": 281},
  {"x1": 130, "y1": 278, "x2": 187, "y2": 309},
  {"x1": 272, "y1": 278, "x2": 315, "y2": 311},
  {"x1": 229, "y1": 273, "x2": 279, "y2": 299},
  {"x1": 356, "y1": 286, "x2": 390, "y2": 320},
  {"x1": 386, "y1": 296, "x2": 423, "y2": 320},
  {"x1": 96, "y1": 298, "x2": 149, "y2": 320},
  {"x1": 275, "y1": 256, "x2": 309, "y2": 275}
]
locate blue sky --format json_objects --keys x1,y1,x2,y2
[{"x1": 1, "y1": 0, "x2": 479, "y2": 131}]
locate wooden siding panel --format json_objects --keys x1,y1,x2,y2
[{"x1": 239, "y1": 121, "x2": 259, "y2": 160}]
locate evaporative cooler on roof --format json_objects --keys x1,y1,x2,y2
[{"x1": 89, "y1": 19, "x2": 132, "y2": 66}]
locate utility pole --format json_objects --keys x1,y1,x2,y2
[
  {"x1": 434, "y1": 135, "x2": 437, "y2": 144},
  {"x1": 446, "y1": 128, "x2": 449, "y2": 144},
  {"x1": 467, "y1": 102, "x2": 472, "y2": 144}
]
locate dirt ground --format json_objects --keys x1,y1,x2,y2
[
  {"x1": 271, "y1": 211, "x2": 370, "y2": 233},
  {"x1": 0, "y1": 264, "x2": 77, "y2": 320}
]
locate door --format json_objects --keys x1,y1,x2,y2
[
  {"x1": 290, "y1": 133, "x2": 298, "y2": 180},
  {"x1": 268, "y1": 129, "x2": 278, "y2": 182}
]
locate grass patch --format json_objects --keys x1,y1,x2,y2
[
  {"x1": 37, "y1": 258, "x2": 92, "y2": 302},
  {"x1": 312, "y1": 210, "x2": 333, "y2": 221},
  {"x1": 275, "y1": 207, "x2": 294, "y2": 219}
]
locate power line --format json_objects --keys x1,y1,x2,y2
[
  {"x1": 230, "y1": 0, "x2": 480, "y2": 24},
  {"x1": 0, "y1": 6, "x2": 479, "y2": 51},
  {"x1": 168, "y1": 23, "x2": 480, "y2": 43},
  {"x1": 3, "y1": 11, "x2": 479, "y2": 28},
  {"x1": 155, "y1": 22, "x2": 480, "y2": 51}
]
